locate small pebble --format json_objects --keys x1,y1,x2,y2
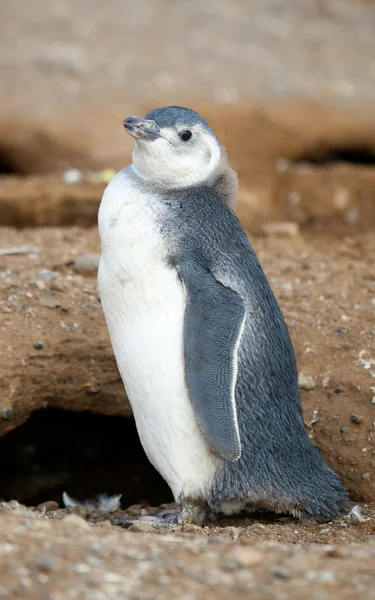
[
  {"x1": 1, "y1": 406, "x2": 13, "y2": 420},
  {"x1": 37, "y1": 501, "x2": 59, "y2": 512},
  {"x1": 50, "y1": 280, "x2": 65, "y2": 292},
  {"x1": 46, "y1": 509, "x2": 65, "y2": 519},
  {"x1": 272, "y1": 566, "x2": 291, "y2": 580},
  {"x1": 333, "y1": 386, "x2": 343, "y2": 394},
  {"x1": 62, "y1": 168, "x2": 84, "y2": 185},
  {"x1": 73, "y1": 254, "x2": 100, "y2": 274},
  {"x1": 71, "y1": 563, "x2": 90, "y2": 574},
  {"x1": 340, "y1": 427, "x2": 347, "y2": 433},
  {"x1": 222, "y1": 561, "x2": 238, "y2": 571},
  {"x1": 36, "y1": 555, "x2": 59, "y2": 573},
  {"x1": 33, "y1": 341, "x2": 44, "y2": 350},
  {"x1": 351, "y1": 415, "x2": 361, "y2": 424},
  {"x1": 361, "y1": 472, "x2": 370, "y2": 480},
  {"x1": 181, "y1": 524, "x2": 202, "y2": 534},
  {"x1": 62, "y1": 514, "x2": 91, "y2": 530},
  {"x1": 363, "y1": 535, "x2": 375, "y2": 544},
  {"x1": 298, "y1": 374, "x2": 316, "y2": 390},
  {"x1": 223, "y1": 546, "x2": 263, "y2": 568},
  {"x1": 262, "y1": 222, "x2": 300, "y2": 237},
  {"x1": 86, "y1": 574, "x2": 101, "y2": 587},
  {"x1": 38, "y1": 270, "x2": 59, "y2": 280},
  {"x1": 127, "y1": 521, "x2": 156, "y2": 533}
]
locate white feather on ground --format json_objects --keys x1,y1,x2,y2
[{"x1": 62, "y1": 491, "x2": 122, "y2": 513}]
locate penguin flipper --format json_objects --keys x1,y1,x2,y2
[{"x1": 177, "y1": 259, "x2": 245, "y2": 462}]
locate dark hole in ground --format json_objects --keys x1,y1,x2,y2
[
  {"x1": 294, "y1": 145, "x2": 375, "y2": 166},
  {"x1": 0, "y1": 408, "x2": 172, "y2": 508},
  {"x1": 0, "y1": 149, "x2": 23, "y2": 175}
]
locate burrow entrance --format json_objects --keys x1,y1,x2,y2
[
  {"x1": 292, "y1": 144, "x2": 375, "y2": 166},
  {"x1": 0, "y1": 408, "x2": 172, "y2": 508}
]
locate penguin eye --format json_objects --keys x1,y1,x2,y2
[{"x1": 179, "y1": 130, "x2": 192, "y2": 142}]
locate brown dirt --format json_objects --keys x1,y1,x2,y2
[
  {"x1": 2, "y1": 102, "x2": 375, "y2": 236},
  {"x1": 0, "y1": 502, "x2": 374, "y2": 600},
  {"x1": 0, "y1": 227, "x2": 128, "y2": 439},
  {"x1": 1, "y1": 225, "x2": 374, "y2": 505}
]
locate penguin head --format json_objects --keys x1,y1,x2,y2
[{"x1": 123, "y1": 106, "x2": 224, "y2": 189}]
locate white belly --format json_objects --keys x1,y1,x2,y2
[{"x1": 97, "y1": 169, "x2": 218, "y2": 501}]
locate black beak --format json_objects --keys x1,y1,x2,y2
[{"x1": 123, "y1": 116, "x2": 161, "y2": 140}]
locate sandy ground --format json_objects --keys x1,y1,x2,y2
[
  {"x1": 1, "y1": 225, "x2": 375, "y2": 505},
  {"x1": 0, "y1": 502, "x2": 374, "y2": 600}
]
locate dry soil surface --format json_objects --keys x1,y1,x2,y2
[
  {"x1": 1, "y1": 225, "x2": 375, "y2": 502},
  {"x1": 0, "y1": 501, "x2": 375, "y2": 600}
]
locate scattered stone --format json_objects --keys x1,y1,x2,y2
[
  {"x1": 361, "y1": 472, "x2": 370, "y2": 480},
  {"x1": 33, "y1": 341, "x2": 44, "y2": 350},
  {"x1": 47, "y1": 509, "x2": 66, "y2": 520},
  {"x1": 0, "y1": 246, "x2": 39, "y2": 256},
  {"x1": 37, "y1": 500, "x2": 59, "y2": 512},
  {"x1": 333, "y1": 386, "x2": 343, "y2": 394},
  {"x1": 1, "y1": 407, "x2": 13, "y2": 421},
  {"x1": 340, "y1": 427, "x2": 347, "y2": 433},
  {"x1": 262, "y1": 222, "x2": 300, "y2": 237},
  {"x1": 35, "y1": 279, "x2": 47, "y2": 290},
  {"x1": 62, "y1": 168, "x2": 84, "y2": 185},
  {"x1": 363, "y1": 535, "x2": 375, "y2": 544},
  {"x1": 298, "y1": 374, "x2": 316, "y2": 390},
  {"x1": 272, "y1": 566, "x2": 291, "y2": 579},
  {"x1": 181, "y1": 524, "x2": 202, "y2": 534},
  {"x1": 223, "y1": 546, "x2": 263, "y2": 568},
  {"x1": 127, "y1": 521, "x2": 157, "y2": 534},
  {"x1": 247, "y1": 523, "x2": 266, "y2": 536},
  {"x1": 37, "y1": 270, "x2": 59, "y2": 280},
  {"x1": 319, "y1": 528, "x2": 330, "y2": 535},
  {"x1": 351, "y1": 415, "x2": 361, "y2": 424},
  {"x1": 275, "y1": 158, "x2": 290, "y2": 172},
  {"x1": 70, "y1": 563, "x2": 90, "y2": 574},
  {"x1": 36, "y1": 555, "x2": 59, "y2": 572},
  {"x1": 50, "y1": 280, "x2": 65, "y2": 292},
  {"x1": 72, "y1": 254, "x2": 100, "y2": 274},
  {"x1": 39, "y1": 299, "x2": 61, "y2": 309},
  {"x1": 222, "y1": 561, "x2": 238, "y2": 571}
]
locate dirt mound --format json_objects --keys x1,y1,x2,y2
[
  {"x1": 0, "y1": 226, "x2": 374, "y2": 505},
  {"x1": 2, "y1": 102, "x2": 375, "y2": 235},
  {"x1": 0, "y1": 503, "x2": 374, "y2": 600}
]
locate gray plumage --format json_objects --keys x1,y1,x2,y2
[
  {"x1": 162, "y1": 182, "x2": 347, "y2": 521},
  {"x1": 145, "y1": 106, "x2": 218, "y2": 138},
  {"x1": 99, "y1": 106, "x2": 348, "y2": 525}
]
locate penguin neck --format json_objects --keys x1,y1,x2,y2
[
  {"x1": 211, "y1": 152, "x2": 238, "y2": 212},
  {"x1": 130, "y1": 150, "x2": 238, "y2": 212}
]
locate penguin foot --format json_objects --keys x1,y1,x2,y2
[
  {"x1": 117, "y1": 515, "x2": 179, "y2": 529},
  {"x1": 117, "y1": 503, "x2": 206, "y2": 529}
]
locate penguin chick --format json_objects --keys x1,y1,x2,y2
[{"x1": 97, "y1": 106, "x2": 348, "y2": 527}]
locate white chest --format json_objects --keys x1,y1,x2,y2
[{"x1": 97, "y1": 168, "x2": 218, "y2": 501}]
